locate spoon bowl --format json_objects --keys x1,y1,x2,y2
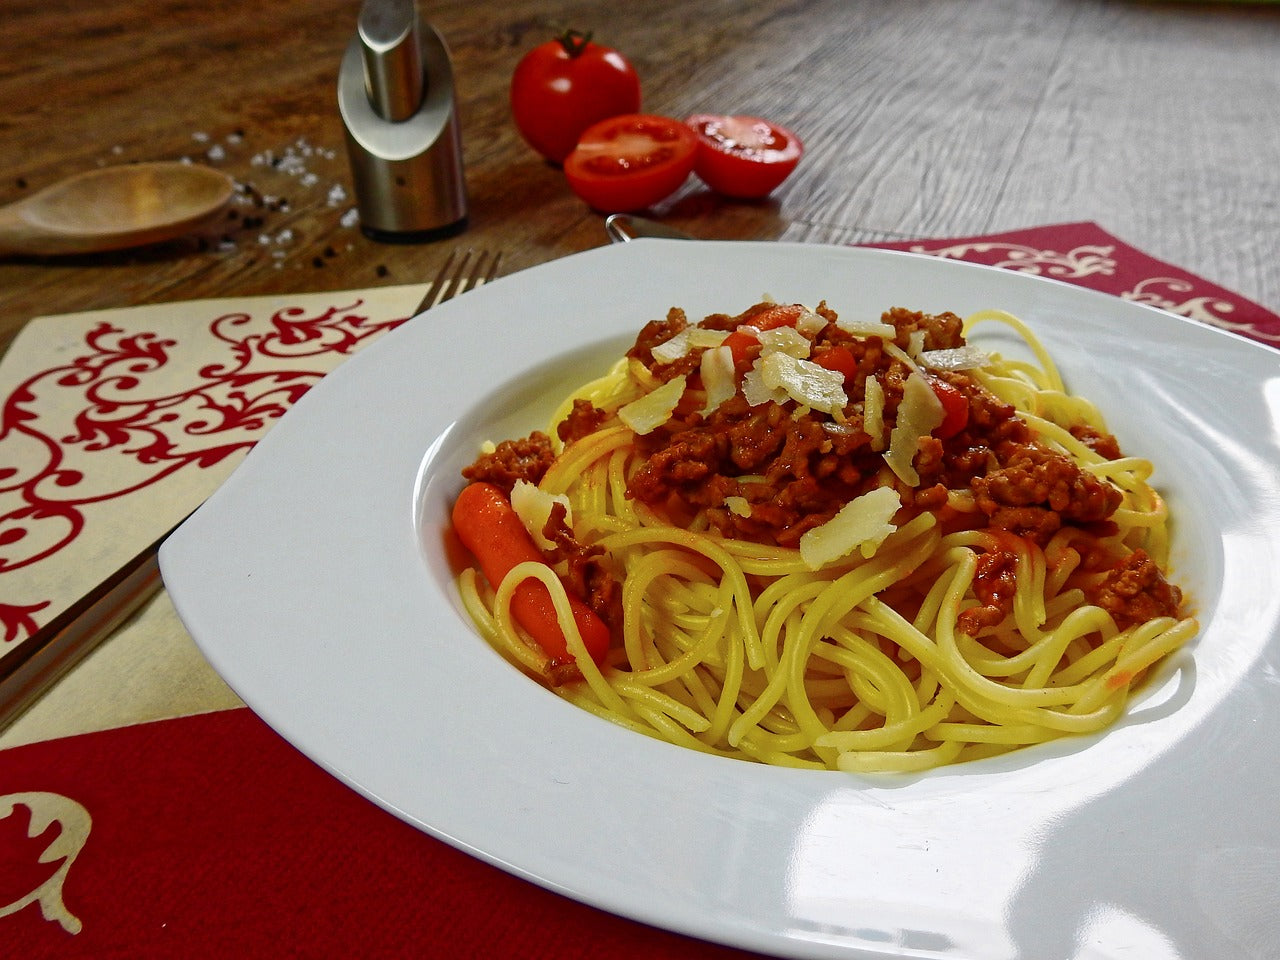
[{"x1": 0, "y1": 162, "x2": 236, "y2": 256}]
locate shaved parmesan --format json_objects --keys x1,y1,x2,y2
[
  {"x1": 742, "y1": 365, "x2": 790, "y2": 406},
  {"x1": 920, "y1": 345, "x2": 991, "y2": 371},
  {"x1": 757, "y1": 352, "x2": 848, "y2": 415},
  {"x1": 799, "y1": 487, "x2": 902, "y2": 569},
  {"x1": 836, "y1": 315, "x2": 897, "y2": 340},
  {"x1": 700, "y1": 345, "x2": 736, "y2": 415},
  {"x1": 510, "y1": 479, "x2": 571, "y2": 551},
  {"x1": 795, "y1": 308, "x2": 828, "y2": 337},
  {"x1": 883, "y1": 372, "x2": 944, "y2": 485},
  {"x1": 650, "y1": 327, "x2": 730, "y2": 364},
  {"x1": 882, "y1": 340, "x2": 921, "y2": 373},
  {"x1": 619, "y1": 375, "x2": 687, "y2": 435},
  {"x1": 863, "y1": 375, "x2": 887, "y2": 451},
  {"x1": 907, "y1": 329, "x2": 926, "y2": 358},
  {"x1": 757, "y1": 326, "x2": 812, "y2": 358}
]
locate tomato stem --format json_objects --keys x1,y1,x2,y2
[{"x1": 557, "y1": 28, "x2": 593, "y2": 58}]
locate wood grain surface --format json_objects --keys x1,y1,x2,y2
[{"x1": 1, "y1": 0, "x2": 1277, "y2": 354}]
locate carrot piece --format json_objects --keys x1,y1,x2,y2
[
  {"x1": 451, "y1": 482, "x2": 611, "y2": 671},
  {"x1": 749, "y1": 303, "x2": 805, "y2": 330}
]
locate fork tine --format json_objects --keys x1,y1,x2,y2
[
  {"x1": 437, "y1": 248, "x2": 474, "y2": 306},
  {"x1": 415, "y1": 249, "x2": 459, "y2": 314},
  {"x1": 414, "y1": 248, "x2": 500, "y2": 314},
  {"x1": 479, "y1": 250, "x2": 501, "y2": 286}
]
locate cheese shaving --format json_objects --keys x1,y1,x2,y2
[
  {"x1": 907, "y1": 329, "x2": 926, "y2": 358},
  {"x1": 650, "y1": 327, "x2": 730, "y2": 364},
  {"x1": 510, "y1": 479, "x2": 571, "y2": 551},
  {"x1": 757, "y1": 326, "x2": 812, "y2": 359},
  {"x1": 742, "y1": 365, "x2": 790, "y2": 406},
  {"x1": 863, "y1": 375, "x2": 886, "y2": 451},
  {"x1": 882, "y1": 340, "x2": 921, "y2": 373},
  {"x1": 795, "y1": 308, "x2": 827, "y2": 337},
  {"x1": 883, "y1": 372, "x2": 944, "y2": 485},
  {"x1": 920, "y1": 345, "x2": 991, "y2": 371},
  {"x1": 756, "y1": 352, "x2": 848, "y2": 415},
  {"x1": 798, "y1": 487, "x2": 902, "y2": 569},
  {"x1": 619, "y1": 375, "x2": 687, "y2": 434},
  {"x1": 700, "y1": 345, "x2": 736, "y2": 415},
  {"x1": 836, "y1": 315, "x2": 897, "y2": 340}
]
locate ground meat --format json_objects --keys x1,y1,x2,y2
[
  {"x1": 1071, "y1": 423, "x2": 1123, "y2": 460},
  {"x1": 986, "y1": 506, "x2": 1062, "y2": 545},
  {"x1": 628, "y1": 428, "x2": 724, "y2": 502},
  {"x1": 726, "y1": 401, "x2": 789, "y2": 471},
  {"x1": 621, "y1": 306, "x2": 1045, "y2": 546},
  {"x1": 910, "y1": 483, "x2": 950, "y2": 511},
  {"x1": 542, "y1": 503, "x2": 623, "y2": 633},
  {"x1": 972, "y1": 441, "x2": 1121, "y2": 524},
  {"x1": 461, "y1": 431, "x2": 555, "y2": 494},
  {"x1": 1089, "y1": 549, "x2": 1183, "y2": 627},
  {"x1": 557, "y1": 399, "x2": 608, "y2": 445},
  {"x1": 881, "y1": 307, "x2": 966, "y2": 352},
  {"x1": 474, "y1": 302, "x2": 1143, "y2": 586},
  {"x1": 958, "y1": 549, "x2": 1019, "y2": 634},
  {"x1": 947, "y1": 374, "x2": 1026, "y2": 440},
  {"x1": 626, "y1": 307, "x2": 687, "y2": 365}
]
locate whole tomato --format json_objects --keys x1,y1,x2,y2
[{"x1": 510, "y1": 30, "x2": 642, "y2": 165}]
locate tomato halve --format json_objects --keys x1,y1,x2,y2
[{"x1": 563, "y1": 113, "x2": 698, "y2": 212}]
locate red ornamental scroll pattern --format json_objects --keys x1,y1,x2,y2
[
  {"x1": 904, "y1": 231, "x2": 1280, "y2": 345},
  {"x1": 908, "y1": 239, "x2": 1120, "y2": 281},
  {"x1": 0, "y1": 298, "x2": 406, "y2": 642}
]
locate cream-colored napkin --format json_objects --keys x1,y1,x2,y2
[{"x1": 0, "y1": 283, "x2": 431, "y2": 747}]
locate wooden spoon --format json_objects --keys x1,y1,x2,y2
[{"x1": 0, "y1": 162, "x2": 236, "y2": 256}]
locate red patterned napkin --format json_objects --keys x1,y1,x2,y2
[
  {"x1": 868, "y1": 221, "x2": 1280, "y2": 347},
  {"x1": 2, "y1": 223, "x2": 1277, "y2": 958}
]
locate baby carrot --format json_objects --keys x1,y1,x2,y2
[{"x1": 452, "y1": 481, "x2": 611, "y2": 672}]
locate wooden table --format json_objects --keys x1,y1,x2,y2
[
  {"x1": 2, "y1": 4, "x2": 1279, "y2": 954},
  {"x1": 2, "y1": 0, "x2": 1278, "y2": 356}
]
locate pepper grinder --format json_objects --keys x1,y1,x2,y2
[{"x1": 337, "y1": 0, "x2": 467, "y2": 241}]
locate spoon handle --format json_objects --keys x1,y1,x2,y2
[
  {"x1": 0, "y1": 197, "x2": 36, "y2": 255},
  {"x1": 603, "y1": 213, "x2": 698, "y2": 243}
]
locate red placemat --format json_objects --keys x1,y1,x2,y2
[
  {"x1": 0, "y1": 707, "x2": 762, "y2": 959},
  {"x1": 3, "y1": 222, "x2": 1277, "y2": 958}
]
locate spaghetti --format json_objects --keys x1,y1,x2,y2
[{"x1": 452, "y1": 300, "x2": 1197, "y2": 772}]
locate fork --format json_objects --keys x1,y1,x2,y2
[
  {"x1": 414, "y1": 248, "x2": 502, "y2": 314},
  {"x1": 0, "y1": 249, "x2": 504, "y2": 734}
]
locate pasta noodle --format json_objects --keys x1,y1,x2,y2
[{"x1": 453, "y1": 300, "x2": 1198, "y2": 773}]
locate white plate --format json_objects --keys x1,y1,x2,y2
[{"x1": 161, "y1": 241, "x2": 1280, "y2": 960}]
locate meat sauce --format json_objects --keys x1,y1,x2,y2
[{"x1": 462, "y1": 302, "x2": 1183, "y2": 634}]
